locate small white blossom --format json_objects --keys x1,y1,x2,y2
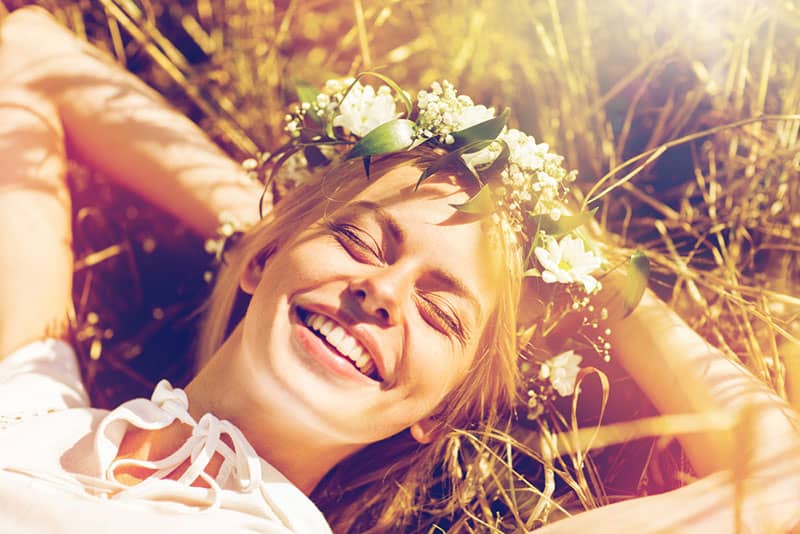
[
  {"x1": 503, "y1": 129, "x2": 546, "y2": 170},
  {"x1": 332, "y1": 82, "x2": 398, "y2": 137},
  {"x1": 324, "y1": 79, "x2": 345, "y2": 93},
  {"x1": 534, "y1": 235, "x2": 602, "y2": 293},
  {"x1": 540, "y1": 350, "x2": 583, "y2": 396},
  {"x1": 315, "y1": 93, "x2": 330, "y2": 108},
  {"x1": 416, "y1": 81, "x2": 494, "y2": 143}
]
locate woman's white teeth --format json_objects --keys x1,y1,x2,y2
[
  {"x1": 319, "y1": 319, "x2": 334, "y2": 336},
  {"x1": 327, "y1": 326, "x2": 345, "y2": 345},
  {"x1": 311, "y1": 314, "x2": 325, "y2": 331},
  {"x1": 303, "y1": 312, "x2": 376, "y2": 376},
  {"x1": 339, "y1": 335, "x2": 357, "y2": 356}
]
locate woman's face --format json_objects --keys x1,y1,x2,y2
[{"x1": 235, "y1": 164, "x2": 500, "y2": 446}]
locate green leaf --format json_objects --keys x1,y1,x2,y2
[
  {"x1": 362, "y1": 155, "x2": 372, "y2": 178},
  {"x1": 528, "y1": 208, "x2": 598, "y2": 237},
  {"x1": 474, "y1": 138, "x2": 510, "y2": 175},
  {"x1": 623, "y1": 250, "x2": 650, "y2": 317},
  {"x1": 450, "y1": 184, "x2": 495, "y2": 215},
  {"x1": 450, "y1": 108, "x2": 510, "y2": 148},
  {"x1": 415, "y1": 139, "x2": 492, "y2": 189},
  {"x1": 346, "y1": 119, "x2": 416, "y2": 159},
  {"x1": 296, "y1": 83, "x2": 318, "y2": 105}
]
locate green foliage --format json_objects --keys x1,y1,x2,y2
[
  {"x1": 346, "y1": 119, "x2": 416, "y2": 160},
  {"x1": 450, "y1": 108, "x2": 510, "y2": 148},
  {"x1": 416, "y1": 140, "x2": 494, "y2": 189},
  {"x1": 451, "y1": 184, "x2": 495, "y2": 215}
]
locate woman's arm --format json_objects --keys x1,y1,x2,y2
[
  {"x1": 605, "y1": 288, "x2": 799, "y2": 478},
  {"x1": 542, "y1": 286, "x2": 800, "y2": 532},
  {"x1": 0, "y1": 83, "x2": 72, "y2": 357},
  {"x1": 0, "y1": 6, "x2": 263, "y2": 238}
]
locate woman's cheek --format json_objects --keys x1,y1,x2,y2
[{"x1": 287, "y1": 240, "x2": 348, "y2": 281}]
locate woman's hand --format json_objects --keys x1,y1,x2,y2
[{"x1": 1, "y1": 6, "x2": 264, "y2": 238}]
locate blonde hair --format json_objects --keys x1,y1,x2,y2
[{"x1": 196, "y1": 148, "x2": 524, "y2": 532}]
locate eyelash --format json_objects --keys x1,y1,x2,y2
[
  {"x1": 417, "y1": 294, "x2": 466, "y2": 343},
  {"x1": 327, "y1": 222, "x2": 382, "y2": 262},
  {"x1": 326, "y1": 221, "x2": 464, "y2": 341}
]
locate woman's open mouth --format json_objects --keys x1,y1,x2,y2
[{"x1": 296, "y1": 307, "x2": 383, "y2": 382}]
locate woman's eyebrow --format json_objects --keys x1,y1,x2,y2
[
  {"x1": 425, "y1": 268, "x2": 482, "y2": 320},
  {"x1": 346, "y1": 201, "x2": 481, "y2": 319},
  {"x1": 347, "y1": 201, "x2": 405, "y2": 243}
]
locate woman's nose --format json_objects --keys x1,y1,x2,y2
[{"x1": 349, "y1": 262, "x2": 415, "y2": 326}]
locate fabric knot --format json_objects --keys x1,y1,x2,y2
[
  {"x1": 102, "y1": 381, "x2": 263, "y2": 510},
  {"x1": 151, "y1": 380, "x2": 194, "y2": 426}
]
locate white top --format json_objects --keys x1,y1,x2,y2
[{"x1": 0, "y1": 339, "x2": 332, "y2": 533}]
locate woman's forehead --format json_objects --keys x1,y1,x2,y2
[{"x1": 353, "y1": 164, "x2": 474, "y2": 218}]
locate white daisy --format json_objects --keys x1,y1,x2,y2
[{"x1": 534, "y1": 235, "x2": 602, "y2": 293}]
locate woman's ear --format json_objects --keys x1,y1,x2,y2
[
  {"x1": 410, "y1": 418, "x2": 439, "y2": 445},
  {"x1": 239, "y1": 256, "x2": 263, "y2": 295},
  {"x1": 240, "y1": 247, "x2": 274, "y2": 295}
]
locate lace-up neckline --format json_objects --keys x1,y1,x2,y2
[
  {"x1": 95, "y1": 380, "x2": 262, "y2": 510},
  {"x1": 0, "y1": 339, "x2": 332, "y2": 533}
]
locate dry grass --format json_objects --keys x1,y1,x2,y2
[{"x1": 3, "y1": 0, "x2": 798, "y2": 531}]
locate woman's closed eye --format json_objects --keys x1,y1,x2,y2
[
  {"x1": 328, "y1": 220, "x2": 466, "y2": 343},
  {"x1": 327, "y1": 222, "x2": 384, "y2": 263},
  {"x1": 417, "y1": 293, "x2": 466, "y2": 344}
]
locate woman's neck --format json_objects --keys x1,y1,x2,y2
[
  {"x1": 114, "y1": 368, "x2": 356, "y2": 493},
  {"x1": 150, "y1": 325, "x2": 361, "y2": 495}
]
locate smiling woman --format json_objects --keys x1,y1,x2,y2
[
  {"x1": 191, "y1": 152, "x2": 522, "y2": 514},
  {"x1": 1, "y1": 6, "x2": 799, "y2": 534}
]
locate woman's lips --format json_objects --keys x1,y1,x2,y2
[
  {"x1": 291, "y1": 308, "x2": 381, "y2": 385},
  {"x1": 294, "y1": 302, "x2": 389, "y2": 382}
]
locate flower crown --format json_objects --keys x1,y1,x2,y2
[{"x1": 235, "y1": 73, "x2": 649, "y2": 417}]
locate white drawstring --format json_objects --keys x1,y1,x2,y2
[{"x1": 100, "y1": 380, "x2": 263, "y2": 510}]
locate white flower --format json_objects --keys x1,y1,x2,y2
[
  {"x1": 324, "y1": 79, "x2": 346, "y2": 93},
  {"x1": 534, "y1": 235, "x2": 602, "y2": 293},
  {"x1": 454, "y1": 104, "x2": 495, "y2": 130},
  {"x1": 332, "y1": 82, "x2": 398, "y2": 137},
  {"x1": 416, "y1": 81, "x2": 496, "y2": 143},
  {"x1": 503, "y1": 129, "x2": 546, "y2": 170},
  {"x1": 462, "y1": 138, "x2": 503, "y2": 168},
  {"x1": 540, "y1": 350, "x2": 583, "y2": 396}
]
